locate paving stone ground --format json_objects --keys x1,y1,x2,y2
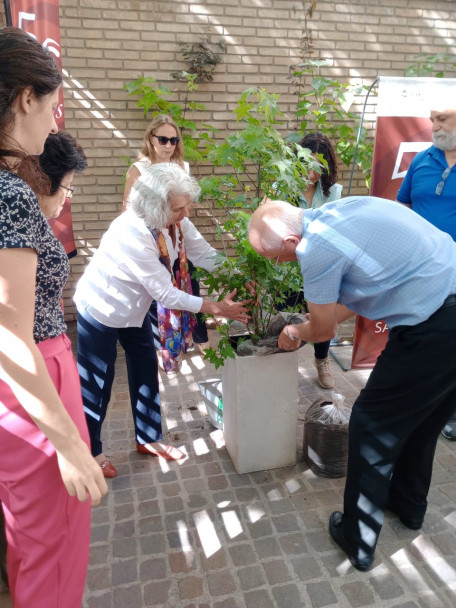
[{"x1": 1, "y1": 321, "x2": 456, "y2": 608}]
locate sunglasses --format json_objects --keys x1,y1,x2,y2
[
  {"x1": 154, "y1": 135, "x2": 180, "y2": 146},
  {"x1": 60, "y1": 184, "x2": 74, "y2": 199},
  {"x1": 436, "y1": 167, "x2": 451, "y2": 195}
]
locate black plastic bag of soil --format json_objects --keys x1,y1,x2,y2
[{"x1": 303, "y1": 392, "x2": 351, "y2": 478}]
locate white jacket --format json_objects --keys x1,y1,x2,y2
[{"x1": 74, "y1": 210, "x2": 219, "y2": 328}]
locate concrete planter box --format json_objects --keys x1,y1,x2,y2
[{"x1": 222, "y1": 350, "x2": 298, "y2": 474}]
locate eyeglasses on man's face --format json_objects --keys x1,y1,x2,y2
[
  {"x1": 154, "y1": 135, "x2": 180, "y2": 146},
  {"x1": 436, "y1": 167, "x2": 451, "y2": 195},
  {"x1": 60, "y1": 185, "x2": 75, "y2": 199}
]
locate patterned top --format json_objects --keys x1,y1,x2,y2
[{"x1": 0, "y1": 170, "x2": 69, "y2": 342}]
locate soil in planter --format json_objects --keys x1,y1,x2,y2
[{"x1": 235, "y1": 312, "x2": 308, "y2": 357}]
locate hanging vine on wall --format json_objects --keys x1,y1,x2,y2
[
  {"x1": 294, "y1": 0, "x2": 318, "y2": 64},
  {"x1": 288, "y1": 0, "x2": 373, "y2": 187},
  {"x1": 170, "y1": 35, "x2": 226, "y2": 83}
]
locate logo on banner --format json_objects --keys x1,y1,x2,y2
[{"x1": 391, "y1": 141, "x2": 432, "y2": 180}]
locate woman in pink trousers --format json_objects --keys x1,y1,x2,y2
[{"x1": 0, "y1": 28, "x2": 107, "y2": 607}]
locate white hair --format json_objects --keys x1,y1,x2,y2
[
  {"x1": 249, "y1": 200, "x2": 303, "y2": 254},
  {"x1": 128, "y1": 162, "x2": 201, "y2": 229},
  {"x1": 433, "y1": 127, "x2": 456, "y2": 151}
]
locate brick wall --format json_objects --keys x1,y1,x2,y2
[{"x1": 1, "y1": 1, "x2": 455, "y2": 318}]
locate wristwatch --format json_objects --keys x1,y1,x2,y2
[{"x1": 285, "y1": 327, "x2": 300, "y2": 341}]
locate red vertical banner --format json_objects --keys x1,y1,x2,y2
[
  {"x1": 7, "y1": 1, "x2": 77, "y2": 257},
  {"x1": 351, "y1": 77, "x2": 456, "y2": 369}
]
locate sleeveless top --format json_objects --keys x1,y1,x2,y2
[{"x1": 133, "y1": 158, "x2": 190, "y2": 175}]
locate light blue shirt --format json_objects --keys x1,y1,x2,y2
[
  {"x1": 297, "y1": 181, "x2": 343, "y2": 209},
  {"x1": 296, "y1": 196, "x2": 456, "y2": 328},
  {"x1": 275, "y1": 181, "x2": 343, "y2": 209}
]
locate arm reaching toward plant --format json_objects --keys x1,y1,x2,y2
[
  {"x1": 200, "y1": 288, "x2": 251, "y2": 324},
  {"x1": 278, "y1": 301, "x2": 347, "y2": 351}
]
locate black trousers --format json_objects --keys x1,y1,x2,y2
[
  {"x1": 77, "y1": 311, "x2": 161, "y2": 457},
  {"x1": 342, "y1": 296, "x2": 456, "y2": 561}
]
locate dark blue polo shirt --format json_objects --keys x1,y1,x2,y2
[{"x1": 397, "y1": 145, "x2": 456, "y2": 241}]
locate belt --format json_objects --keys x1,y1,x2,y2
[{"x1": 441, "y1": 294, "x2": 456, "y2": 309}]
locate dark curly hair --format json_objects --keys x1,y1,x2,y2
[
  {"x1": 38, "y1": 131, "x2": 87, "y2": 194},
  {"x1": 16, "y1": 131, "x2": 87, "y2": 196},
  {"x1": 297, "y1": 132, "x2": 338, "y2": 198}
]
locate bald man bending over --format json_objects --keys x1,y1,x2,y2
[{"x1": 249, "y1": 197, "x2": 456, "y2": 571}]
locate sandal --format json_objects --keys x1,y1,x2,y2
[
  {"x1": 136, "y1": 442, "x2": 184, "y2": 460},
  {"x1": 99, "y1": 458, "x2": 118, "y2": 478}
]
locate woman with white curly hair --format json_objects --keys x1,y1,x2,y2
[{"x1": 74, "y1": 163, "x2": 250, "y2": 477}]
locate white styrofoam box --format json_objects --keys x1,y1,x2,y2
[{"x1": 222, "y1": 350, "x2": 298, "y2": 474}]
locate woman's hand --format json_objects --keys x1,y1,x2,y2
[
  {"x1": 244, "y1": 281, "x2": 260, "y2": 306},
  {"x1": 201, "y1": 288, "x2": 252, "y2": 324},
  {"x1": 57, "y1": 441, "x2": 108, "y2": 506}
]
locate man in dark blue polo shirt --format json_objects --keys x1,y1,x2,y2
[{"x1": 397, "y1": 106, "x2": 456, "y2": 440}]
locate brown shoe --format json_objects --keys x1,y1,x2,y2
[
  {"x1": 136, "y1": 442, "x2": 185, "y2": 460},
  {"x1": 314, "y1": 357, "x2": 334, "y2": 389},
  {"x1": 99, "y1": 458, "x2": 118, "y2": 478}
]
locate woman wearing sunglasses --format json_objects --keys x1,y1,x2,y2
[
  {"x1": 123, "y1": 115, "x2": 210, "y2": 355},
  {"x1": 122, "y1": 115, "x2": 188, "y2": 203}
]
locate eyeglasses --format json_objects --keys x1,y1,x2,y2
[
  {"x1": 154, "y1": 135, "x2": 180, "y2": 146},
  {"x1": 436, "y1": 167, "x2": 451, "y2": 195},
  {"x1": 60, "y1": 185, "x2": 75, "y2": 199},
  {"x1": 273, "y1": 243, "x2": 283, "y2": 266}
]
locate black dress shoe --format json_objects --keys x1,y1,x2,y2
[
  {"x1": 385, "y1": 500, "x2": 423, "y2": 530},
  {"x1": 329, "y1": 511, "x2": 374, "y2": 572},
  {"x1": 442, "y1": 422, "x2": 456, "y2": 441}
]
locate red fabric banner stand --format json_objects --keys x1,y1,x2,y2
[
  {"x1": 351, "y1": 317, "x2": 388, "y2": 370},
  {"x1": 351, "y1": 113, "x2": 428, "y2": 368},
  {"x1": 7, "y1": 0, "x2": 77, "y2": 258},
  {"x1": 350, "y1": 76, "x2": 451, "y2": 369},
  {"x1": 351, "y1": 77, "x2": 456, "y2": 369}
]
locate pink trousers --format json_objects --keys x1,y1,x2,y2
[{"x1": 0, "y1": 334, "x2": 91, "y2": 608}]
